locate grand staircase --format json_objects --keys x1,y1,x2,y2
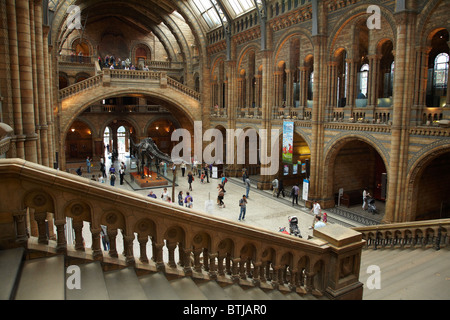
[{"x1": 1, "y1": 246, "x2": 318, "y2": 301}]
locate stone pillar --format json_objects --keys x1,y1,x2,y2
[
  {"x1": 43, "y1": 25, "x2": 54, "y2": 165},
  {"x1": 72, "y1": 221, "x2": 84, "y2": 251},
  {"x1": 285, "y1": 69, "x2": 293, "y2": 107},
  {"x1": 16, "y1": 0, "x2": 38, "y2": 162},
  {"x1": 124, "y1": 235, "x2": 135, "y2": 266},
  {"x1": 33, "y1": 211, "x2": 48, "y2": 244},
  {"x1": 107, "y1": 229, "x2": 118, "y2": 257},
  {"x1": 255, "y1": 74, "x2": 262, "y2": 108},
  {"x1": 313, "y1": 224, "x2": 365, "y2": 300},
  {"x1": 6, "y1": 0, "x2": 25, "y2": 159}
]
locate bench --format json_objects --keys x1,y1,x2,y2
[{"x1": 340, "y1": 190, "x2": 362, "y2": 208}]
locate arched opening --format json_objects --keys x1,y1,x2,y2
[
  {"x1": 377, "y1": 40, "x2": 394, "y2": 106},
  {"x1": 146, "y1": 118, "x2": 177, "y2": 155},
  {"x1": 410, "y1": 151, "x2": 450, "y2": 221},
  {"x1": 426, "y1": 29, "x2": 449, "y2": 108},
  {"x1": 336, "y1": 49, "x2": 348, "y2": 108},
  {"x1": 326, "y1": 139, "x2": 387, "y2": 215},
  {"x1": 65, "y1": 120, "x2": 94, "y2": 161}
]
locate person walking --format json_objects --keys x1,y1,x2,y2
[
  {"x1": 245, "y1": 177, "x2": 251, "y2": 198},
  {"x1": 272, "y1": 178, "x2": 279, "y2": 197},
  {"x1": 309, "y1": 200, "x2": 322, "y2": 229},
  {"x1": 221, "y1": 173, "x2": 227, "y2": 192},
  {"x1": 187, "y1": 171, "x2": 194, "y2": 191},
  {"x1": 181, "y1": 161, "x2": 186, "y2": 177},
  {"x1": 238, "y1": 195, "x2": 248, "y2": 221},
  {"x1": 277, "y1": 179, "x2": 285, "y2": 198},
  {"x1": 217, "y1": 184, "x2": 225, "y2": 208},
  {"x1": 86, "y1": 157, "x2": 91, "y2": 173},
  {"x1": 109, "y1": 172, "x2": 116, "y2": 186},
  {"x1": 119, "y1": 166, "x2": 125, "y2": 185},
  {"x1": 100, "y1": 225, "x2": 110, "y2": 251},
  {"x1": 291, "y1": 184, "x2": 299, "y2": 206},
  {"x1": 178, "y1": 191, "x2": 184, "y2": 206}
]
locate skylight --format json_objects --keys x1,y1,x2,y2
[{"x1": 227, "y1": 0, "x2": 255, "y2": 16}]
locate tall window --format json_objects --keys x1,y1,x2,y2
[
  {"x1": 434, "y1": 53, "x2": 449, "y2": 88},
  {"x1": 359, "y1": 64, "x2": 369, "y2": 97}
]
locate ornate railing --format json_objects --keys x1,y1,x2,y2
[
  {"x1": 58, "y1": 70, "x2": 200, "y2": 101},
  {"x1": 0, "y1": 159, "x2": 365, "y2": 300},
  {"x1": 59, "y1": 74, "x2": 103, "y2": 100},
  {"x1": 353, "y1": 219, "x2": 450, "y2": 250}
]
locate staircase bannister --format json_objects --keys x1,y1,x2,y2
[
  {"x1": 0, "y1": 158, "x2": 365, "y2": 300},
  {"x1": 353, "y1": 219, "x2": 450, "y2": 250},
  {"x1": 59, "y1": 74, "x2": 104, "y2": 100}
]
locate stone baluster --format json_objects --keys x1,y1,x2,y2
[
  {"x1": 259, "y1": 261, "x2": 267, "y2": 283},
  {"x1": 167, "y1": 242, "x2": 177, "y2": 268},
  {"x1": 54, "y1": 219, "x2": 67, "y2": 253},
  {"x1": 217, "y1": 254, "x2": 226, "y2": 276},
  {"x1": 252, "y1": 262, "x2": 261, "y2": 286},
  {"x1": 239, "y1": 259, "x2": 246, "y2": 280},
  {"x1": 90, "y1": 227, "x2": 102, "y2": 260},
  {"x1": 202, "y1": 248, "x2": 209, "y2": 271},
  {"x1": 124, "y1": 235, "x2": 135, "y2": 266},
  {"x1": 182, "y1": 247, "x2": 192, "y2": 276},
  {"x1": 271, "y1": 265, "x2": 280, "y2": 289},
  {"x1": 225, "y1": 253, "x2": 232, "y2": 275},
  {"x1": 289, "y1": 268, "x2": 297, "y2": 291},
  {"x1": 138, "y1": 237, "x2": 149, "y2": 263},
  {"x1": 193, "y1": 248, "x2": 203, "y2": 272},
  {"x1": 72, "y1": 221, "x2": 84, "y2": 251},
  {"x1": 153, "y1": 242, "x2": 165, "y2": 271},
  {"x1": 208, "y1": 253, "x2": 218, "y2": 280},
  {"x1": 34, "y1": 211, "x2": 48, "y2": 244},
  {"x1": 231, "y1": 258, "x2": 240, "y2": 282},
  {"x1": 13, "y1": 209, "x2": 28, "y2": 243},
  {"x1": 107, "y1": 229, "x2": 118, "y2": 257}
]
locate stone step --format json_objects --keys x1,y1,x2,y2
[
  {"x1": 65, "y1": 261, "x2": 110, "y2": 300},
  {"x1": 196, "y1": 280, "x2": 232, "y2": 300},
  {"x1": 360, "y1": 248, "x2": 450, "y2": 300},
  {"x1": 169, "y1": 277, "x2": 208, "y2": 300},
  {"x1": 0, "y1": 247, "x2": 25, "y2": 300},
  {"x1": 104, "y1": 267, "x2": 148, "y2": 300},
  {"x1": 139, "y1": 272, "x2": 181, "y2": 300},
  {"x1": 15, "y1": 255, "x2": 65, "y2": 300}
]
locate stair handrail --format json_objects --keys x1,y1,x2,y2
[
  {"x1": 59, "y1": 73, "x2": 104, "y2": 100},
  {"x1": 352, "y1": 219, "x2": 450, "y2": 250},
  {"x1": 0, "y1": 158, "x2": 366, "y2": 300}
]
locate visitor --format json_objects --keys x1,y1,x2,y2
[
  {"x1": 100, "y1": 225, "x2": 110, "y2": 251},
  {"x1": 147, "y1": 191, "x2": 157, "y2": 199},
  {"x1": 76, "y1": 166, "x2": 82, "y2": 176},
  {"x1": 178, "y1": 191, "x2": 184, "y2": 206},
  {"x1": 217, "y1": 184, "x2": 225, "y2": 208},
  {"x1": 221, "y1": 173, "x2": 227, "y2": 192},
  {"x1": 86, "y1": 156, "x2": 91, "y2": 173},
  {"x1": 187, "y1": 171, "x2": 194, "y2": 191},
  {"x1": 272, "y1": 178, "x2": 279, "y2": 197},
  {"x1": 184, "y1": 192, "x2": 193, "y2": 206},
  {"x1": 309, "y1": 200, "x2": 322, "y2": 229},
  {"x1": 161, "y1": 188, "x2": 169, "y2": 201},
  {"x1": 110, "y1": 172, "x2": 116, "y2": 186},
  {"x1": 238, "y1": 195, "x2": 247, "y2": 221},
  {"x1": 291, "y1": 184, "x2": 299, "y2": 206},
  {"x1": 185, "y1": 196, "x2": 193, "y2": 209},
  {"x1": 277, "y1": 179, "x2": 285, "y2": 198},
  {"x1": 312, "y1": 215, "x2": 326, "y2": 229},
  {"x1": 245, "y1": 177, "x2": 251, "y2": 198},
  {"x1": 181, "y1": 161, "x2": 186, "y2": 177}
]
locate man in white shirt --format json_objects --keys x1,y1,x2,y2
[
  {"x1": 309, "y1": 200, "x2": 322, "y2": 229},
  {"x1": 161, "y1": 188, "x2": 169, "y2": 201},
  {"x1": 313, "y1": 216, "x2": 326, "y2": 229}
]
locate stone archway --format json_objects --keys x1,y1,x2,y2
[{"x1": 323, "y1": 137, "x2": 388, "y2": 210}]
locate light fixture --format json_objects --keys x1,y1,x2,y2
[
  {"x1": 71, "y1": 128, "x2": 75, "y2": 132},
  {"x1": 156, "y1": 126, "x2": 159, "y2": 130}
]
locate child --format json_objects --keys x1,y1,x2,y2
[{"x1": 200, "y1": 171, "x2": 205, "y2": 183}]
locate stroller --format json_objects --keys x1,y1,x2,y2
[
  {"x1": 288, "y1": 216, "x2": 302, "y2": 238},
  {"x1": 367, "y1": 197, "x2": 377, "y2": 214}
]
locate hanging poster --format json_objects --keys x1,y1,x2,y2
[
  {"x1": 282, "y1": 121, "x2": 294, "y2": 163},
  {"x1": 293, "y1": 164, "x2": 298, "y2": 175}
]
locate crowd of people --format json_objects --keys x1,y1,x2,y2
[{"x1": 97, "y1": 55, "x2": 150, "y2": 71}]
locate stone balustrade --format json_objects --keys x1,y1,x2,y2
[
  {"x1": 0, "y1": 158, "x2": 366, "y2": 299},
  {"x1": 353, "y1": 219, "x2": 450, "y2": 250}
]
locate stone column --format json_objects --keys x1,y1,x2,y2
[
  {"x1": 255, "y1": 74, "x2": 262, "y2": 108},
  {"x1": 124, "y1": 235, "x2": 135, "y2": 266},
  {"x1": 16, "y1": 0, "x2": 38, "y2": 162},
  {"x1": 72, "y1": 221, "x2": 84, "y2": 251},
  {"x1": 34, "y1": 211, "x2": 48, "y2": 244},
  {"x1": 107, "y1": 229, "x2": 118, "y2": 257},
  {"x1": 285, "y1": 69, "x2": 293, "y2": 107},
  {"x1": 90, "y1": 227, "x2": 103, "y2": 260},
  {"x1": 34, "y1": 0, "x2": 48, "y2": 166},
  {"x1": 6, "y1": 0, "x2": 25, "y2": 159},
  {"x1": 138, "y1": 237, "x2": 149, "y2": 263}
]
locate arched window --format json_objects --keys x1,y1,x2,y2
[
  {"x1": 359, "y1": 64, "x2": 369, "y2": 98},
  {"x1": 434, "y1": 53, "x2": 449, "y2": 88}
]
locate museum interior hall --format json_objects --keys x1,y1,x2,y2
[{"x1": 0, "y1": 0, "x2": 449, "y2": 301}]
